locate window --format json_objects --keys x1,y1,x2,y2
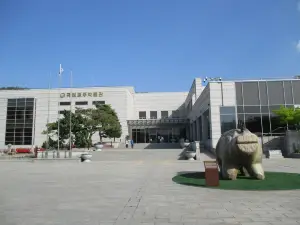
[
  {"x1": 92, "y1": 101, "x2": 105, "y2": 105},
  {"x1": 60, "y1": 102, "x2": 71, "y2": 106},
  {"x1": 75, "y1": 101, "x2": 88, "y2": 105},
  {"x1": 5, "y1": 98, "x2": 35, "y2": 145},
  {"x1": 235, "y1": 82, "x2": 243, "y2": 105},
  {"x1": 283, "y1": 81, "x2": 294, "y2": 104},
  {"x1": 59, "y1": 110, "x2": 69, "y2": 114},
  {"x1": 292, "y1": 80, "x2": 300, "y2": 104},
  {"x1": 219, "y1": 106, "x2": 236, "y2": 134},
  {"x1": 267, "y1": 81, "x2": 285, "y2": 105},
  {"x1": 243, "y1": 82, "x2": 260, "y2": 105},
  {"x1": 172, "y1": 110, "x2": 179, "y2": 118},
  {"x1": 243, "y1": 106, "x2": 260, "y2": 114},
  {"x1": 258, "y1": 81, "x2": 268, "y2": 105},
  {"x1": 244, "y1": 114, "x2": 262, "y2": 134},
  {"x1": 219, "y1": 106, "x2": 235, "y2": 115},
  {"x1": 161, "y1": 111, "x2": 169, "y2": 118},
  {"x1": 220, "y1": 115, "x2": 236, "y2": 134},
  {"x1": 150, "y1": 111, "x2": 157, "y2": 119},
  {"x1": 139, "y1": 111, "x2": 146, "y2": 119}
]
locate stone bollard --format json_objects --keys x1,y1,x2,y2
[
  {"x1": 195, "y1": 141, "x2": 200, "y2": 160},
  {"x1": 80, "y1": 153, "x2": 92, "y2": 162}
]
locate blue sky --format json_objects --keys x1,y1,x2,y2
[{"x1": 1, "y1": 0, "x2": 300, "y2": 92}]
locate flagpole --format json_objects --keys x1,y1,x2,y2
[
  {"x1": 57, "y1": 64, "x2": 63, "y2": 158},
  {"x1": 69, "y1": 70, "x2": 73, "y2": 158},
  {"x1": 46, "y1": 72, "x2": 51, "y2": 159}
]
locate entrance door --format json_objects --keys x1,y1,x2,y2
[{"x1": 131, "y1": 129, "x2": 146, "y2": 143}]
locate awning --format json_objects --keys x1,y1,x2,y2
[{"x1": 127, "y1": 118, "x2": 188, "y2": 127}]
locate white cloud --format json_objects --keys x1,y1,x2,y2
[{"x1": 297, "y1": 40, "x2": 300, "y2": 52}]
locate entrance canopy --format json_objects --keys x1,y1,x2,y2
[{"x1": 127, "y1": 118, "x2": 188, "y2": 129}]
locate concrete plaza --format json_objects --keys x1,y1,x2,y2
[{"x1": 0, "y1": 149, "x2": 300, "y2": 225}]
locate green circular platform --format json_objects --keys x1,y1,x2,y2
[{"x1": 172, "y1": 171, "x2": 300, "y2": 191}]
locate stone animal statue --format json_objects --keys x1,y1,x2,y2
[{"x1": 215, "y1": 128, "x2": 265, "y2": 180}]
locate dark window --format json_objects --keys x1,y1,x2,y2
[
  {"x1": 17, "y1": 98, "x2": 26, "y2": 107},
  {"x1": 270, "y1": 115, "x2": 285, "y2": 133},
  {"x1": 261, "y1": 115, "x2": 271, "y2": 133},
  {"x1": 235, "y1": 82, "x2": 243, "y2": 105},
  {"x1": 6, "y1": 128, "x2": 14, "y2": 134},
  {"x1": 292, "y1": 80, "x2": 300, "y2": 104},
  {"x1": 5, "y1": 98, "x2": 35, "y2": 145},
  {"x1": 59, "y1": 110, "x2": 70, "y2": 114},
  {"x1": 24, "y1": 137, "x2": 32, "y2": 145},
  {"x1": 261, "y1": 106, "x2": 269, "y2": 114},
  {"x1": 172, "y1": 110, "x2": 179, "y2": 118},
  {"x1": 269, "y1": 105, "x2": 281, "y2": 116},
  {"x1": 24, "y1": 128, "x2": 32, "y2": 136},
  {"x1": 150, "y1": 111, "x2": 157, "y2": 119},
  {"x1": 25, "y1": 100, "x2": 34, "y2": 106},
  {"x1": 243, "y1": 82, "x2": 260, "y2": 105},
  {"x1": 7, "y1": 99, "x2": 16, "y2": 107},
  {"x1": 92, "y1": 101, "x2": 105, "y2": 105},
  {"x1": 243, "y1": 106, "x2": 260, "y2": 114},
  {"x1": 15, "y1": 110, "x2": 25, "y2": 120},
  {"x1": 267, "y1": 81, "x2": 285, "y2": 105},
  {"x1": 237, "y1": 114, "x2": 245, "y2": 124},
  {"x1": 237, "y1": 106, "x2": 244, "y2": 114},
  {"x1": 244, "y1": 114, "x2": 262, "y2": 134},
  {"x1": 139, "y1": 111, "x2": 146, "y2": 119},
  {"x1": 198, "y1": 116, "x2": 203, "y2": 141},
  {"x1": 161, "y1": 111, "x2": 169, "y2": 118},
  {"x1": 283, "y1": 81, "x2": 293, "y2": 105},
  {"x1": 220, "y1": 115, "x2": 236, "y2": 134},
  {"x1": 60, "y1": 102, "x2": 71, "y2": 106},
  {"x1": 75, "y1": 101, "x2": 88, "y2": 105},
  {"x1": 258, "y1": 81, "x2": 268, "y2": 105},
  {"x1": 220, "y1": 106, "x2": 235, "y2": 115},
  {"x1": 6, "y1": 113, "x2": 15, "y2": 120}
]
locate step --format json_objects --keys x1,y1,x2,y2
[{"x1": 267, "y1": 149, "x2": 284, "y2": 159}]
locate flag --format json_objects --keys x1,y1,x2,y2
[{"x1": 59, "y1": 64, "x2": 64, "y2": 76}]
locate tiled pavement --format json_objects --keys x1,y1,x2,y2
[{"x1": 0, "y1": 149, "x2": 299, "y2": 225}]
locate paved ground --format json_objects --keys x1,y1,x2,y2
[{"x1": 0, "y1": 149, "x2": 300, "y2": 225}]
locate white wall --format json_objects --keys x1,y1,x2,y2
[
  {"x1": 0, "y1": 86, "x2": 135, "y2": 148},
  {"x1": 0, "y1": 98, "x2": 7, "y2": 149},
  {"x1": 134, "y1": 92, "x2": 188, "y2": 119},
  {"x1": 209, "y1": 82, "x2": 237, "y2": 148}
]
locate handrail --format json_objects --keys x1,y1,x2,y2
[{"x1": 270, "y1": 126, "x2": 286, "y2": 133}]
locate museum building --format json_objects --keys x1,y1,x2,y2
[{"x1": 0, "y1": 77, "x2": 299, "y2": 150}]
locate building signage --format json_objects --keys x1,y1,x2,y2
[{"x1": 60, "y1": 92, "x2": 103, "y2": 98}]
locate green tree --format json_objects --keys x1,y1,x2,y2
[
  {"x1": 94, "y1": 104, "x2": 122, "y2": 142},
  {"x1": 43, "y1": 104, "x2": 122, "y2": 149},
  {"x1": 74, "y1": 108, "x2": 101, "y2": 149},
  {"x1": 273, "y1": 106, "x2": 300, "y2": 130},
  {"x1": 43, "y1": 110, "x2": 84, "y2": 148}
]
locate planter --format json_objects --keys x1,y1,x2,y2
[
  {"x1": 94, "y1": 144, "x2": 103, "y2": 151},
  {"x1": 289, "y1": 153, "x2": 300, "y2": 158},
  {"x1": 80, "y1": 153, "x2": 92, "y2": 162},
  {"x1": 185, "y1": 151, "x2": 196, "y2": 160}
]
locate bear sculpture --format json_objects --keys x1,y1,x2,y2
[{"x1": 216, "y1": 128, "x2": 265, "y2": 180}]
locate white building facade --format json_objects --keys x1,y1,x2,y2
[{"x1": 0, "y1": 77, "x2": 299, "y2": 150}]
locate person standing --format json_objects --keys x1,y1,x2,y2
[
  {"x1": 130, "y1": 139, "x2": 134, "y2": 149},
  {"x1": 125, "y1": 139, "x2": 129, "y2": 148}
]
